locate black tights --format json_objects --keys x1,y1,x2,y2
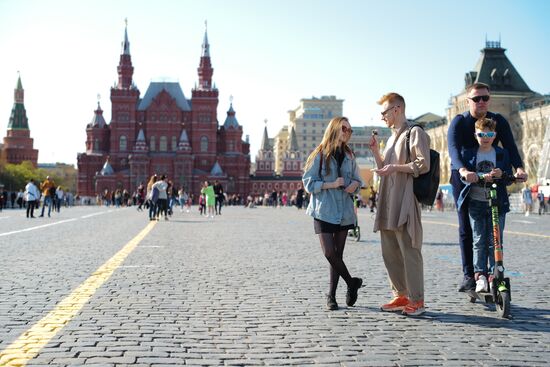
[{"x1": 319, "y1": 230, "x2": 352, "y2": 297}]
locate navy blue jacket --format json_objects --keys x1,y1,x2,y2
[
  {"x1": 457, "y1": 146, "x2": 513, "y2": 213},
  {"x1": 447, "y1": 111, "x2": 524, "y2": 171}
]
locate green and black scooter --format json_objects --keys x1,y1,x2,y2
[{"x1": 467, "y1": 175, "x2": 518, "y2": 319}]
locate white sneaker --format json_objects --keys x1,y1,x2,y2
[
  {"x1": 525, "y1": 211, "x2": 530, "y2": 217},
  {"x1": 475, "y1": 275, "x2": 488, "y2": 293}
]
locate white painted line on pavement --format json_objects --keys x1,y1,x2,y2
[
  {"x1": 81, "y1": 211, "x2": 110, "y2": 219},
  {"x1": 0, "y1": 218, "x2": 78, "y2": 237},
  {"x1": 424, "y1": 220, "x2": 550, "y2": 239}
]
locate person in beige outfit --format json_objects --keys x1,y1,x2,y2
[{"x1": 368, "y1": 93, "x2": 431, "y2": 316}]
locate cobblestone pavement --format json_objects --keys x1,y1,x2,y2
[{"x1": 0, "y1": 205, "x2": 549, "y2": 366}]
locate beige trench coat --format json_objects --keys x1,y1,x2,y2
[{"x1": 373, "y1": 123, "x2": 431, "y2": 248}]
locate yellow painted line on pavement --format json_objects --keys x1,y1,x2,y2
[
  {"x1": 0, "y1": 221, "x2": 156, "y2": 367},
  {"x1": 423, "y1": 220, "x2": 550, "y2": 239}
]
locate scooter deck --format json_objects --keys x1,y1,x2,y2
[{"x1": 466, "y1": 289, "x2": 494, "y2": 303}]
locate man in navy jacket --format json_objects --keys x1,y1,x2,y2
[{"x1": 447, "y1": 82, "x2": 527, "y2": 292}]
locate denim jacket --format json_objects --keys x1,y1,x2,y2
[
  {"x1": 457, "y1": 146, "x2": 513, "y2": 213},
  {"x1": 302, "y1": 152, "x2": 363, "y2": 225}
]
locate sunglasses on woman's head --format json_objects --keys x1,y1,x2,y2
[{"x1": 476, "y1": 132, "x2": 496, "y2": 138}]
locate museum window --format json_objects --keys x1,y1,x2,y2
[
  {"x1": 94, "y1": 139, "x2": 99, "y2": 151},
  {"x1": 150, "y1": 136, "x2": 156, "y2": 151},
  {"x1": 172, "y1": 136, "x2": 177, "y2": 151},
  {"x1": 119, "y1": 135, "x2": 127, "y2": 151},
  {"x1": 200, "y1": 136, "x2": 208, "y2": 152},
  {"x1": 159, "y1": 136, "x2": 168, "y2": 152}
]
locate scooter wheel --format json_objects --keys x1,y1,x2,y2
[
  {"x1": 496, "y1": 290, "x2": 511, "y2": 318},
  {"x1": 469, "y1": 296, "x2": 476, "y2": 303},
  {"x1": 355, "y1": 227, "x2": 361, "y2": 242}
]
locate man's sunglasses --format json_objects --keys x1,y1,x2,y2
[
  {"x1": 469, "y1": 95, "x2": 490, "y2": 103},
  {"x1": 476, "y1": 132, "x2": 496, "y2": 138},
  {"x1": 342, "y1": 126, "x2": 354, "y2": 134}
]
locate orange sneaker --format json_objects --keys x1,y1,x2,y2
[
  {"x1": 402, "y1": 300, "x2": 425, "y2": 316},
  {"x1": 380, "y1": 296, "x2": 409, "y2": 312}
]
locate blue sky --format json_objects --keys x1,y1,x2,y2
[{"x1": 1, "y1": 0, "x2": 549, "y2": 165}]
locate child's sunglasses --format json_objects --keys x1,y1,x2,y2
[{"x1": 476, "y1": 132, "x2": 496, "y2": 138}]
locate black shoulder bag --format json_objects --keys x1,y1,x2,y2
[{"x1": 406, "y1": 124, "x2": 440, "y2": 206}]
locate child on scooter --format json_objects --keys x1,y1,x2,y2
[{"x1": 456, "y1": 118, "x2": 513, "y2": 293}]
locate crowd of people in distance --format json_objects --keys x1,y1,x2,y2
[{"x1": 0, "y1": 176, "x2": 75, "y2": 218}]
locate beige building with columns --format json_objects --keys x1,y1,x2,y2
[
  {"x1": 274, "y1": 96, "x2": 343, "y2": 174},
  {"x1": 425, "y1": 41, "x2": 549, "y2": 186}
]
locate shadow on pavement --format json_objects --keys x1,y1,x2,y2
[{"x1": 424, "y1": 305, "x2": 550, "y2": 332}]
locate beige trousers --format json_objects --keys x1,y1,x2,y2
[{"x1": 380, "y1": 228, "x2": 424, "y2": 302}]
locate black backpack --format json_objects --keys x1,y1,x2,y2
[{"x1": 406, "y1": 124, "x2": 440, "y2": 206}]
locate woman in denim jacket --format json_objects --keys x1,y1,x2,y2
[{"x1": 302, "y1": 117, "x2": 364, "y2": 311}]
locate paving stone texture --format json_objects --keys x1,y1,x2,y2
[{"x1": 0, "y1": 205, "x2": 549, "y2": 366}]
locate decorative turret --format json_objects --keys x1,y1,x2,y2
[
  {"x1": 210, "y1": 161, "x2": 224, "y2": 176},
  {"x1": 87, "y1": 101, "x2": 107, "y2": 128},
  {"x1": 464, "y1": 40, "x2": 533, "y2": 93},
  {"x1": 197, "y1": 21, "x2": 214, "y2": 91},
  {"x1": 116, "y1": 19, "x2": 134, "y2": 90},
  {"x1": 133, "y1": 128, "x2": 148, "y2": 152},
  {"x1": 8, "y1": 73, "x2": 29, "y2": 130},
  {"x1": 255, "y1": 120, "x2": 275, "y2": 176},
  {"x1": 85, "y1": 97, "x2": 110, "y2": 154},
  {"x1": 282, "y1": 126, "x2": 303, "y2": 177},
  {"x1": 223, "y1": 102, "x2": 239, "y2": 129},
  {"x1": 177, "y1": 129, "x2": 192, "y2": 152},
  {"x1": 100, "y1": 157, "x2": 114, "y2": 175},
  {"x1": 1, "y1": 73, "x2": 38, "y2": 166}
]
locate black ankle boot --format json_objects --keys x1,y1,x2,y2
[
  {"x1": 326, "y1": 294, "x2": 338, "y2": 310},
  {"x1": 346, "y1": 277, "x2": 363, "y2": 307}
]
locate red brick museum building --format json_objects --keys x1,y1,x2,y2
[{"x1": 77, "y1": 25, "x2": 251, "y2": 198}]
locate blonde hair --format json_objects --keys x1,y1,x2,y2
[
  {"x1": 146, "y1": 174, "x2": 158, "y2": 191},
  {"x1": 303, "y1": 117, "x2": 353, "y2": 176},
  {"x1": 377, "y1": 92, "x2": 406, "y2": 110}
]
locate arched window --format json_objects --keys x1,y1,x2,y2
[
  {"x1": 150, "y1": 136, "x2": 156, "y2": 151},
  {"x1": 94, "y1": 139, "x2": 99, "y2": 151},
  {"x1": 171, "y1": 136, "x2": 177, "y2": 151},
  {"x1": 200, "y1": 136, "x2": 208, "y2": 152},
  {"x1": 119, "y1": 135, "x2": 127, "y2": 151},
  {"x1": 159, "y1": 136, "x2": 168, "y2": 152}
]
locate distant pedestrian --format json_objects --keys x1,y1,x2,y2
[
  {"x1": 302, "y1": 116, "x2": 364, "y2": 311},
  {"x1": 152, "y1": 175, "x2": 169, "y2": 220},
  {"x1": 368, "y1": 186, "x2": 377, "y2": 213},
  {"x1": 295, "y1": 185, "x2": 304, "y2": 209},
  {"x1": 201, "y1": 181, "x2": 215, "y2": 218},
  {"x1": 537, "y1": 191, "x2": 546, "y2": 215},
  {"x1": 24, "y1": 179, "x2": 40, "y2": 218},
  {"x1": 522, "y1": 184, "x2": 532, "y2": 217},
  {"x1": 16, "y1": 189, "x2": 24, "y2": 208},
  {"x1": 55, "y1": 186, "x2": 64, "y2": 212},
  {"x1": 214, "y1": 180, "x2": 224, "y2": 215},
  {"x1": 146, "y1": 174, "x2": 158, "y2": 220},
  {"x1": 435, "y1": 189, "x2": 444, "y2": 212},
  {"x1": 39, "y1": 176, "x2": 56, "y2": 217}
]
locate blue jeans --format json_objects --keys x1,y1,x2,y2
[
  {"x1": 40, "y1": 196, "x2": 52, "y2": 217},
  {"x1": 468, "y1": 199, "x2": 505, "y2": 275},
  {"x1": 451, "y1": 170, "x2": 473, "y2": 277}
]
